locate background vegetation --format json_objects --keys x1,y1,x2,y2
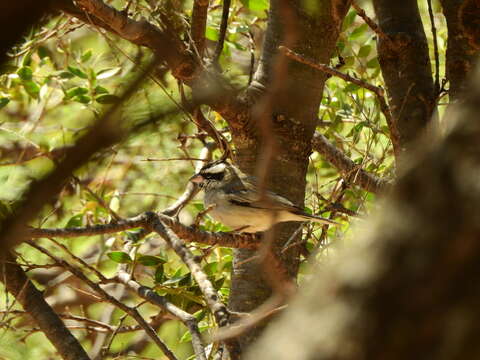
[{"x1": 0, "y1": 0, "x2": 478, "y2": 359}]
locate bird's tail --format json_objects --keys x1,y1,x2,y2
[{"x1": 296, "y1": 212, "x2": 339, "y2": 226}]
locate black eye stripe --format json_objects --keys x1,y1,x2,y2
[{"x1": 203, "y1": 172, "x2": 224, "y2": 181}]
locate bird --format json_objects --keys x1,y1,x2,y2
[{"x1": 189, "y1": 159, "x2": 338, "y2": 233}]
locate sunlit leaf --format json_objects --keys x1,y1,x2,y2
[
  {"x1": 81, "y1": 49, "x2": 93, "y2": 63},
  {"x1": 137, "y1": 255, "x2": 165, "y2": 266},
  {"x1": 23, "y1": 81, "x2": 40, "y2": 99},
  {"x1": 96, "y1": 67, "x2": 121, "y2": 80},
  {"x1": 17, "y1": 67, "x2": 33, "y2": 81},
  {"x1": 107, "y1": 251, "x2": 132, "y2": 263},
  {"x1": 68, "y1": 66, "x2": 88, "y2": 79}
]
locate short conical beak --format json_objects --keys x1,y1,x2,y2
[{"x1": 189, "y1": 173, "x2": 204, "y2": 184}]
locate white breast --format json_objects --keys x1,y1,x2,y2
[{"x1": 204, "y1": 190, "x2": 275, "y2": 232}]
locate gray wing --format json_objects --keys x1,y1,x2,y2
[{"x1": 223, "y1": 178, "x2": 301, "y2": 212}]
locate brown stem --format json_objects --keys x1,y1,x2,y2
[
  {"x1": 191, "y1": 0, "x2": 209, "y2": 58},
  {"x1": 149, "y1": 216, "x2": 241, "y2": 359},
  {"x1": 312, "y1": 132, "x2": 389, "y2": 193},
  {"x1": 213, "y1": 0, "x2": 231, "y2": 63}
]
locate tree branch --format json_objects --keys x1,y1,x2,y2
[
  {"x1": 213, "y1": 0, "x2": 231, "y2": 63},
  {"x1": 149, "y1": 216, "x2": 242, "y2": 360},
  {"x1": 25, "y1": 241, "x2": 179, "y2": 360},
  {"x1": 117, "y1": 269, "x2": 207, "y2": 360},
  {"x1": 312, "y1": 132, "x2": 390, "y2": 193},
  {"x1": 191, "y1": 0, "x2": 209, "y2": 58},
  {"x1": 29, "y1": 212, "x2": 261, "y2": 249},
  {"x1": 279, "y1": 46, "x2": 393, "y2": 135}
]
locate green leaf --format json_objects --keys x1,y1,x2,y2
[
  {"x1": 344, "y1": 83, "x2": 360, "y2": 92},
  {"x1": 58, "y1": 71, "x2": 75, "y2": 79},
  {"x1": 74, "y1": 94, "x2": 91, "y2": 104},
  {"x1": 240, "y1": 0, "x2": 269, "y2": 12},
  {"x1": 65, "y1": 214, "x2": 84, "y2": 228},
  {"x1": 137, "y1": 255, "x2": 165, "y2": 267},
  {"x1": 367, "y1": 58, "x2": 380, "y2": 69},
  {"x1": 68, "y1": 66, "x2": 88, "y2": 79},
  {"x1": 342, "y1": 9, "x2": 357, "y2": 30},
  {"x1": 203, "y1": 262, "x2": 218, "y2": 275},
  {"x1": 163, "y1": 274, "x2": 189, "y2": 286},
  {"x1": 17, "y1": 67, "x2": 33, "y2": 81},
  {"x1": 96, "y1": 67, "x2": 121, "y2": 80},
  {"x1": 0, "y1": 98, "x2": 10, "y2": 109},
  {"x1": 23, "y1": 81, "x2": 40, "y2": 99},
  {"x1": 125, "y1": 228, "x2": 145, "y2": 242},
  {"x1": 358, "y1": 45, "x2": 371, "y2": 58},
  {"x1": 154, "y1": 265, "x2": 164, "y2": 283},
  {"x1": 107, "y1": 251, "x2": 132, "y2": 264},
  {"x1": 94, "y1": 85, "x2": 109, "y2": 95},
  {"x1": 81, "y1": 49, "x2": 93, "y2": 63},
  {"x1": 65, "y1": 86, "x2": 89, "y2": 99},
  {"x1": 349, "y1": 24, "x2": 368, "y2": 40},
  {"x1": 95, "y1": 94, "x2": 120, "y2": 104},
  {"x1": 205, "y1": 26, "x2": 219, "y2": 41},
  {"x1": 37, "y1": 46, "x2": 50, "y2": 59}
]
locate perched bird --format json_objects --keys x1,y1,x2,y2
[{"x1": 189, "y1": 160, "x2": 338, "y2": 233}]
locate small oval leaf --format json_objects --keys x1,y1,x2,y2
[{"x1": 107, "y1": 251, "x2": 132, "y2": 264}]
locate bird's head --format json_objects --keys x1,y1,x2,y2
[{"x1": 189, "y1": 160, "x2": 239, "y2": 189}]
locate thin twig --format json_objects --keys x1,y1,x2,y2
[
  {"x1": 213, "y1": 0, "x2": 231, "y2": 63},
  {"x1": 117, "y1": 268, "x2": 207, "y2": 360},
  {"x1": 25, "y1": 241, "x2": 178, "y2": 360},
  {"x1": 163, "y1": 144, "x2": 214, "y2": 216},
  {"x1": 351, "y1": 1, "x2": 389, "y2": 41},
  {"x1": 427, "y1": 0, "x2": 440, "y2": 97},
  {"x1": 312, "y1": 132, "x2": 389, "y2": 193},
  {"x1": 280, "y1": 46, "x2": 393, "y2": 128},
  {"x1": 149, "y1": 217, "x2": 241, "y2": 360}
]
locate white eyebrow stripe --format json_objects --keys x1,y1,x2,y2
[{"x1": 203, "y1": 163, "x2": 226, "y2": 174}]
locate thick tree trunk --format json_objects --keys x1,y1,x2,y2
[
  {"x1": 440, "y1": 0, "x2": 480, "y2": 100},
  {"x1": 228, "y1": 0, "x2": 351, "y2": 351},
  {"x1": 373, "y1": 0, "x2": 435, "y2": 154},
  {"x1": 246, "y1": 61, "x2": 480, "y2": 360}
]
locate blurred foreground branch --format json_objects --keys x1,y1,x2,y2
[{"x1": 247, "y1": 73, "x2": 480, "y2": 359}]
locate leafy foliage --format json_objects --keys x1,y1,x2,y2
[{"x1": 0, "y1": 1, "x2": 449, "y2": 359}]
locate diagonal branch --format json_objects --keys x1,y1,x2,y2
[
  {"x1": 117, "y1": 269, "x2": 207, "y2": 360},
  {"x1": 69, "y1": 0, "x2": 193, "y2": 79},
  {"x1": 279, "y1": 46, "x2": 393, "y2": 136},
  {"x1": 213, "y1": 0, "x2": 231, "y2": 63},
  {"x1": 26, "y1": 241, "x2": 178, "y2": 360},
  {"x1": 148, "y1": 216, "x2": 242, "y2": 360},
  {"x1": 312, "y1": 132, "x2": 390, "y2": 194},
  {"x1": 54, "y1": 0, "x2": 250, "y2": 130}
]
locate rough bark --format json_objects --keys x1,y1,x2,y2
[
  {"x1": 373, "y1": 0, "x2": 435, "y2": 154},
  {"x1": 0, "y1": 255, "x2": 90, "y2": 360},
  {"x1": 246, "y1": 64, "x2": 480, "y2": 360},
  {"x1": 227, "y1": 0, "x2": 351, "y2": 350},
  {"x1": 440, "y1": 0, "x2": 480, "y2": 100}
]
